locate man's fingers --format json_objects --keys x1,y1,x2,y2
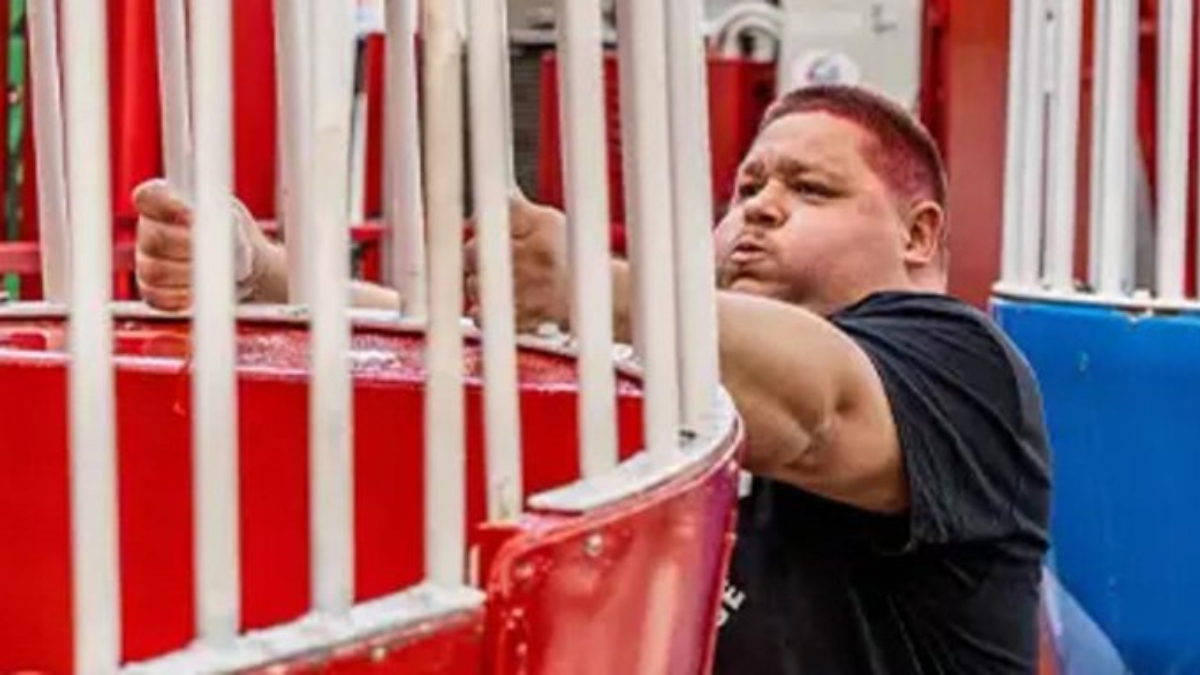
[
  {"x1": 136, "y1": 253, "x2": 192, "y2": 290},
  {"x1": 132, "y1": 179, "x2": 192, "y2": 225},
  {"x1": 137, "y1": 216, "x2": 192, "y2": 261},
  {"x1": 138, "y1": 284, "x2": 192, "y2": 312}
]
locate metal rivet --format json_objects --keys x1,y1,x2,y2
[
  {"x1": 584, "y1": 532, "x2": 604, "y2": 557},
  {"x1": 371, "y1": 645, "x2": 388, "y2": 663}
]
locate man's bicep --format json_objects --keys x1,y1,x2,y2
[{"x1": 772, "y1": 337, "x2": 909, "y2": 514}]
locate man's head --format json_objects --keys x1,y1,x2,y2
[{"x1": 714, "y1": 84, "x2": 949, "y2": 315}]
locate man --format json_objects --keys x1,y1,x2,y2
[{"x1": 134, "y1": 84, "x2": 1051, "y2": 673}]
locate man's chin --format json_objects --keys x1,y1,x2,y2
[{"x1": 727, "y1": 277, "x2": 788, "y2": 300}]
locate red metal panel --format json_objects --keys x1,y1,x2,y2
[
  {"x1": 484, "y1": 432, "x2": 741, "y2": 675},
  {"x1": 0, "y1": 318, "x2": 647, "y2": 671}
]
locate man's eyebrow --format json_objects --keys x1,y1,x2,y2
[
  {"x1": 774, "y1": 157, "x2": 843, "y2": 182},
  {"x1": 737, "y1": 159, "x2": 766, "y2": 178}
]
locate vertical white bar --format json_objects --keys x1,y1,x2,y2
[
  {"x1": 308, "y1": 0, "x2": 357, "y2": 614},
  {"x1": 384, "y1": 0, "x2": 428, "y2": 316},
  {"x1": 1018, "y1": 0, "x2": 1048, "y2": 286},
  {"x1": 1096, "y1": 0, "x2": 1137, "y2": 296},
  {"x1": 28, "y1": 0, "x2": 71, "y2": 302},
  {"x1": 156, "y1": 0, "x2": 192, "y2": 194},
  {"x1": 665, "y1": 0, "x2": 719, "y2": 431},
  {"x1": 61, "y1": 0, "x2": 120, "y2": 669},
  {"x1": 423, "y1": 0, "x2": 467, "y2": 586},
  {"x1": 274, "y1": 0, "x2": 313, "y2": 303},
  {"x1": 615, "y1": 0, "x2": 681, "y2": 456},
  {"x1": 1087, "y1": 0, "x2": 1109, "y2": 287},
  {"x1": 556, "y1": 0, "x2": 618, "y2": 478},
  {"x1": 466, "y1": 0, "x2": 523, "y2": 520},
  {"x1": 1158, "y1": 0, "x2": 1192, "y2": 300},
  {"x1": 1044, "y1": 0, "x2": 1082, "y2": 291},
  {"x1": 1001, "y1": 0, "x2": 1029, "y2": 285},
  {"x1": 189, "y1": 0, "x2": 240, "y2": 644}
]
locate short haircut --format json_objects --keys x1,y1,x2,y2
[{"x1": 759, "y1": 84, "x2": 948, "y2": 211}]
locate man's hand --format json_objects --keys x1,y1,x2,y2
[
  {"x1": 133, "y1": 179, "x2": 277, "y2": 311},
  {"x1": 464, "y1": 193, "x2": 571, "y2": 332}
]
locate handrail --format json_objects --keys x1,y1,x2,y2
[{"x1": 1001, "y1": 0, "x2": 1199, "y2": 306}]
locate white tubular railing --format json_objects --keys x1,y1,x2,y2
[
  {"x1": 1017, "y1": 0, "x2": 1048, "y2": 288},
  {"x1": 274, "y1": 0, "x2": 313, "y2": 304},
  {"x1": 28, "y1": 0, "x2": 71, "y2": 302},
  {"x1": 1094, "y1": 0, "x2": 1137, "y2": 297},
  {"x1": 1001, "y1": 0, "x2": 1200, "y2": 306},
  {"x1": 35, "y1": 0, "x2": 732, "y2": 668},
  {"x1": 467, "y1": 0, "x2": 524, "y2": 521},
  {"x1": 1044, "y1": 0, "x2": 1082, "y2": 292},
  {"x1": 616, "y1": 0, "x2": 681, "y2": 456},
  {"x1": 556, "y1": 0, "x2": 619, "y2": 478},
  {"x1": 1001, "y1": 0, "x2": 1029, "y2": 286},
  {"x1": 423, "y1": 0, "x2": 468, "y2": 586},
  {"x1": 156, "y1": 0, "x2": 192, "y2": 194},
  {"x1": 666, "y1": 0, "x2": 720, "y2": 431},
  {"x1": 308, "y1": 0, "x2": 358, "y2": 614},
  {"x1": 1157, "y1": 0, "x2": 1193, "y2": 300},
  {"x1": 61, "y1": 0, "x2": 121, "y2": 670},
  {"x1": 189, "y1": 0, "x2": 242, "y2": 644},
  {"x1": 383, "y1": 0, "x2": 427, "y2": 317}
]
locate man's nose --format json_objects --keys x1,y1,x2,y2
[{"x1": 742, "y1": 182, "x2": 788, "y2": 229}]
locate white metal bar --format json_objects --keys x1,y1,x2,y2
[
  {"x1": 189, "y1": 0, "x2": 241, "y2": 644},
  {"x1": 383, "y1": 0, "x2": 428, "y2": 317},
  {"x1": 1044, "y1": 0, "x2": 1082, "y2": 291},
  {"x1": 28, "y1": 0, "x2": 71, "y2": 302},
  {"x1": 1158, "y1": 0, "x2": 1192, "y2": 300},
  {"x1": 156, "y1": 0, "x2": 192, "y2": 194},
  {"x1": 1017, "y1": 0, "x2": 1048, "y2": 286},
  {"x1": 61, "y1": 0, "x2": 120, "y2": 669},
  {"x1": 1096, "y1": 0, "x2": 1138, "y2": 296},
  {"x1": 467, "y1": 0, "x2": 523, "y2": 520},
  {"x1": 423, "y1": 0, "x2": 468, "y2": 586},
  {"x1": 274, "y1": 0, "x2": 313, "y2": 303},
  {"x1": 665, "y1": 0, "x2": 719, "y2": 431},
  {"x1": 615, "y1": 0, "x2": 681, "y2": 456},
  {"x1": 1001, "y1": 0, "x2": 1029, "y2": 285},
  {"x1": 1086, "y1": 0, "x2": 1109, "y2": 287},
  {"x1": 308, "y1": 0, "x2": 358, "y2": 614},
  {"x1": 555, "y1": 0, "x2": 618, "y2": 478}
]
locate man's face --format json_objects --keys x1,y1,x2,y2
[{"x1": 714, "y1": 111, "x2": 914, "y2": 315}]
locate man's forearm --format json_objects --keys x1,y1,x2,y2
[{"x1": 243, "y1": 239, "x2": 402, "y2": 311}]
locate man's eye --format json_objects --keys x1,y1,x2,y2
[
  {"x1": 793, "y1": 180, "x2": 834, "y2": 198},
  {"x1": 735, "y1": 182, "x2": 761, "y2": 200}
]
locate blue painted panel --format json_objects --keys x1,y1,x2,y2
[{"x1": 993, "y1": 299, "x2": 1200, "y2": 674}]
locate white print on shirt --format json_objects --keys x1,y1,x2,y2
[
  {"x1": 738, "y1": 470, "x2": 754, "y2": 499},
  {"x1": 718, "y1": 580, "x2": 747, "y2": 627}
]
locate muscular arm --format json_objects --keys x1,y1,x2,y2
[{"x1": 610, "y1": 261, "x2": 906, "y2": 514}]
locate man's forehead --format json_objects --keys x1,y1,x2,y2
[{"x1": 742, "y1": 112, "x2": 869, "y2": 175}]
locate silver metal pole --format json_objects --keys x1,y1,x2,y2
[
  {"x1": 189, "y1": 0, "x2": 241, "y2": 643},
  {"x1": 423, "y1": 0, "x2": 468, "y2": 586},
  {"x1": 615, "y1": 0, "x2": 681, "y2": 456},
  {"x1": 61, "y1": 0, "x2": 121, "y2": 668},
  {"x1": 556, "y1": 0, "x2": 619, "y2": 477},
  {"x1": 308, "y1": 0, "x2": 358, "y2": 613}
]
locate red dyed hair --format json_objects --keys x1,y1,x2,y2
[{"x1": 760, "y1": 84, "x2": 948, "y2": 211}]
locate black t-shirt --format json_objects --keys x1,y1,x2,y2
[{"x1": 713, "y1": 292, "x2": 1051, "y2": 674}]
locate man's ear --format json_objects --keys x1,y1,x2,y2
[{"x1": 901, "y1": 201, "x2": 945, "y2": 267}]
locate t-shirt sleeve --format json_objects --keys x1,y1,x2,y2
[{"x1": 830, "y1": 295, "x2": 1050, "y2": 549}]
